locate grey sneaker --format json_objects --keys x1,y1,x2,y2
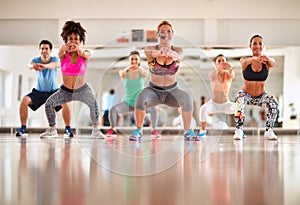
[
  {"x1": 40, "y1": 127, "x2": 58, "y2": 138},
  {"x1": 91, "y1": 128, "x2": 106, "y2": 139}
]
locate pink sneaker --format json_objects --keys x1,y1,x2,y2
[
  {"x1": 106, "y1": 128, "x2": 117, "y2": 137},
  {"x1": 151, "y1": 129, "x2": 161, "y2": 139}
]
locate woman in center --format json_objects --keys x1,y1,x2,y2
[{"x1": 130, "y1": 20, "x2": 198, "y2": 141}]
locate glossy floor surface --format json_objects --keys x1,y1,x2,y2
[{"x1": 1, "y1": 131, "x2": 300, "y2": 205}]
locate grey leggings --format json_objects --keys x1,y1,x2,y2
[
  {"x1": 45, "y1": 84, "x2": 99, "y2": 126},
  {"x1": 135, "y1": 82, "x2": 193, "y2": 112},
  {"x1": 109, "y1": 102, "x2": 158, "y2": 128},
  {"x1": 234, "y1": 90, "x2": 278, "y2": 130}
]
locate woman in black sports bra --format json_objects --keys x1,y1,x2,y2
[
  {"x1": 233, "y1": 34, "x2": 279, "y2": 140},
  {"x1": 129, "y1": 20, "x2": 199, "y2": 141}
]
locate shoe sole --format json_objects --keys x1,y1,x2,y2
[
  {"x1": 16, "y1": 133, "x2": 28, "y2": 138},
  {"x1": 184, "y1": 136, "x2": 200, "y2": 141},
  {"x1": 264, "y1": 137, "x2": 278, "y2": 140},
  {"x1": 151, "y1": 135, "x2": 161, "y2": 139},
  {"x1": 40, "y1": 134, "x2": 58, "y2": 139},
  {"x1": 91, "y1": 135, "x2": 106, "y2": 139},
  {"x1": 106, "y1": 134, "x2": 117, "y2": 138},
  {"x1": 64, "y1": 133, "x2": 74, "y2": 138},
  {"x1": 129, "y1": 136, "x2": 142, "y2": 141}
]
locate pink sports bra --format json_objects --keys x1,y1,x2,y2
[
  {"x1": 149, "y1": 59, "x2": 179, "y2": 76},
  {"x1": 148, "y1": 45, "x2": 179, "y2": 76},
  {"x1": 61, "y1": 53, "x2": 87, "y2": 76}
]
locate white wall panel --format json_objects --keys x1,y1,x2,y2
[
  {"x1": 0, "y1": 19, "x2": 59, "y2": 45},
  {"x1": 218, "y1": 19, "x2": 300, "y2": 46}
]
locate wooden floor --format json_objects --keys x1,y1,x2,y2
[{"x1": 1, "y1": 130, "x2": 300, "y2": 205}]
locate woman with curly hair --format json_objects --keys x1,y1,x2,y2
[{"x1": 40, "y1": 20, "x2": 106, "y2": 139}]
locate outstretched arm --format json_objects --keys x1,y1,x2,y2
[{"x1": 28, "y1": 59, "x2": 59, "y2": 71}]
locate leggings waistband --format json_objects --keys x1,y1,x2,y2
[
  {"x1": 61, "y1": 83, "x2": 88, "y2": 93},
  {"x1": 149, "y1": 82, "x2": 177, "y2": 90}
]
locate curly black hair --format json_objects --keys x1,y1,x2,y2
[{"x1": 60, "y1": 20, "x2": 87, "y2": 45}]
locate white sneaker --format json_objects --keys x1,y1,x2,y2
[
  {"x1": 91, "y1": 128, "x2": 106, "y2": 139},
  {"x1": 40, "y1": 127, "x2": 58, "y2": 138},
  {"x1": 264, "y1": 129, "x2": 277, "y2": 140},
  {"x1": 233, "y1": 129, "x2": 245, "y2": 140}
]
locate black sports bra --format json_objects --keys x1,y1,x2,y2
[{"x1": 243, "y1": 63, "x2": 269, "y2": 81}]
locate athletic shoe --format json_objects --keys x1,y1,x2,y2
[
  {"x1": 151, "y1": 129, "x2": 161, "y2": 139},
  {"x1": 184, "y1": 129, "x2": 200, "y2": 141},
  {"x1": 40, "y1": 127, "x2": 58, "y2": 138},
  {"x1": 16, "y1": 127, "x2": 28, "y2": 138},
  {"x1": 64, "y1": 127, "x2": 74, "y2": 138},
  {"x1": 264, "y1": 129, "x2": 278, "y2": 140},
  {"x1": 106, "y1": 128, "x2": 117, "y2": 137},
  {"x1": 91, "y1": 128, "x2": 106, "y2": 139},
  {"x1": 129, "y1": 128, "x2": 142, "y2": 141},
  {"x1": 233, "y1": 128, "x2": 246, "y2": 140},
  {"x1": 197, "y1": 130, "x2": 207, "y2": 137}
]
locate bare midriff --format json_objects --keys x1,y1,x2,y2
[
  {"x1": 243, "y1": 80, "x2": 265, "y2": 97},
  {"x1": 62, "y1": 75, "x2": 85, "y2": 90},
  {"x1": 150, "y1": 73, "x2": 176, "y2": 87}
]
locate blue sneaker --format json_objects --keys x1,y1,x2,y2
[
  {"x1": 129, "y1": 128, "x2": 142, "y2": 141},
  {"x1": 64, "y1": 127, "x2": 74, "y2": 138},
  {"x1": 16, "y1": 127, "x2": 28, "y2": 138},
  {"x1": 184, "y1": 129, "x2": 200, "y2": 141},
  {"x1": 197, "y1": 130, "x2": 207, "y2": 137}
]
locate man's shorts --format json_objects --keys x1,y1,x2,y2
[{"x1": 27, "y1": 88, "x2": 62, "y2": 112}]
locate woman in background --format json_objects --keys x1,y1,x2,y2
[{"x1": 106, "y1": 50, "x2": 159, "y2": 138}]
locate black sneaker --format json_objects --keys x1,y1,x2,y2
[
  {"x1": 64, "y1": 128, "x2": 74, "y2": 138},
  {"x1": 16, "y1": 127, "x2": 28, "y2": 138}
]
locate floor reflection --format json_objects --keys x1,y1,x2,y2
[{"x1": 0, "y1": 134, "x2": 300, "y2": 205}]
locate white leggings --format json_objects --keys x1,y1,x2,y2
[{"x1": 199, "y1": 100, "x2": 235, "y2": 122}]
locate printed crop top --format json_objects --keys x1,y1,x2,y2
[
  {"x1": 149, "y1": 45, "x2": 179, "y2": 76},
  {"x1": 243, "y1": 63, "x2": 269, "y2": 81},
  {"x1": 61, "y1": 53, "x2": 87, "y2": 76}
]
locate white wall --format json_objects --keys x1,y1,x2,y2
[
  {"x1": 1, "y1": 1, "x2": 300, "y2": 46},
  {"x1": 283, "y1": 47, "x2": 300, "y2": 128},
  {"x1": 0, "y1": 0, "x2": 300, "y2": 128},
  {"x1": 1, "y1": 0, "x2": 300, "y2": 19}
]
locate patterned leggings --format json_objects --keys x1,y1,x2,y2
[
  {"x1": 234, "y1": 90, "x2": 278, "y2": 130},
  {"x1": 45, "y1": 84, "x2": 99, "y2": 126}
]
